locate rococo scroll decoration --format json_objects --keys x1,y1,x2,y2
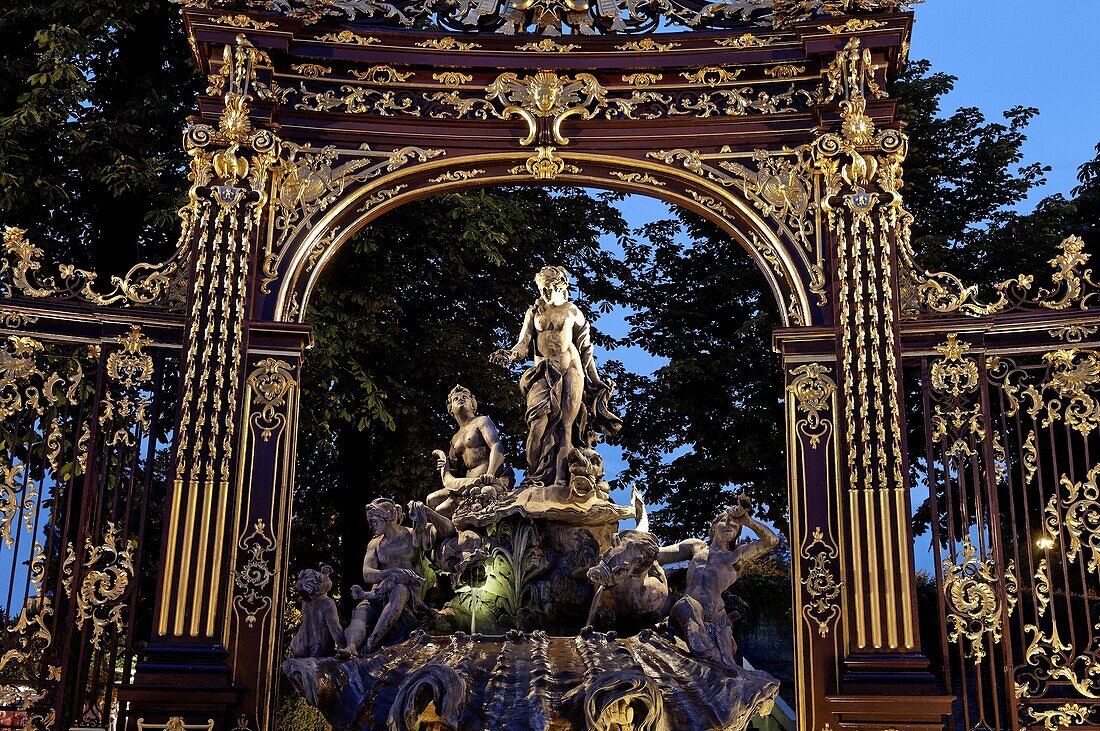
[
  {"x1": 801, "y1": 527, "x2": 842, "y2": 637},
  {"x1": 1045, "y1": 464, "x2": 1100, "y2": 577},
  {"x1": 902, "y1": 234, "x2": 1100, "y2": 320},
  {"x1": 234, "y1": 519, "x2": 277, "y2": 628},
  {"x1": 176, "y1": 0, "x2": 919, "y2": 37},
  {"x1": 71, "y1": 522, "x2": 136, "y2": 650},
  {"x1": 247, "y1": 358, "x2": 297, "y2": 440},
  {"x1": 788, "y1": 363, "x2": 836, "y2": 448},
  {"x1": 0, "y1": 226, "x2": 188, "y2": 310},
  {"x1": 942, "y1": 538, "x2": 1013, "y2": 664},
  {"x1": 648, "y1": 146, "x2": 824, "y2": 305}
]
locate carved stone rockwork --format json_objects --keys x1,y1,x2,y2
[
  {"x1": 283, "y1": 630, "x2": 779, "y2": 730},
  {"x1": 282, "y1": 266, "x2": 780, "y2": 729}
]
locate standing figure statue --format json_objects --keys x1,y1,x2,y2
[
  {"x1": 338, "y1": 499, "x2": 430, "y2": 658},
  {"x1": 658, "y1": 497, "x2": 780, "y2": 669},
  {"x1": 428, "y1": 385, "x2": 515, "y2": 518},
  {"x1": 491, "y1": 266, "x2": 622, "y2": 487}
]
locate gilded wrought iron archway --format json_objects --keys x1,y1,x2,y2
[{"x1": 2, "y1": 1, "x2": 1097, "y2": 730}]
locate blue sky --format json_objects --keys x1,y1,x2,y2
[{"x1": 912, "y1": 0, "x2": 1100, "y2": 207}]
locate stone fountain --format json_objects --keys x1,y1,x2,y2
[{"x1": 282, "y1": 266, "x2": 780, "y2": 731}]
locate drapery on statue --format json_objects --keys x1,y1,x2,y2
[
  {"x1": 658, "y1": 497, "x2": 780, "y2": 669},
  {"x1": 338, "y1": 499, "x2": 430, "y2": 658},
  {"x1": 491, "y1": 266, "x2": 622, "y2": 487},
  {"x1": 428, "y1": 384, "x2": 515, "y2": 518}
]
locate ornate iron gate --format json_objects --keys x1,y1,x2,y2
[
  {"x1": 0, "y1": 225, "x2": 184, "y2": 727},
  {"x1": 905, "y1": 238, "x2": 1100, "y2": 730}
]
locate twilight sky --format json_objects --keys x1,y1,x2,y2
[{"x1": 912, "y1": 0, "x2": 1100, "y2": 206}]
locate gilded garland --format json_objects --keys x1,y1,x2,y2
[{"x1": 178, "y1": 0, "x2": 919, "y2": 36}]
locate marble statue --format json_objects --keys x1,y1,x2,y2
[
  {"x1": 338, "y1": 499, "x2": 430, "y2": 658},
  {"x1": 428, "y1": 384, "x2": 515, "y2": 518},
  {"x1": 288, "y1": 565, "x2": 345, "y2": 658},
  {"x1": 491, "y1": 266, "x2": 622, "y2": 487},
  {"x1": 408, "y1": 500, "x2": 487, "y2": 576},
  {"x1": 658, "y1": 497, "x2": 780, "y2": 669},
  {"x1": 585, "y1": 530, "x2": 670, "y2": 633}
]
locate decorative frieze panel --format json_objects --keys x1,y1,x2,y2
[{"x1": 177, "y1": 0, "x2": 919, "y2": 37}]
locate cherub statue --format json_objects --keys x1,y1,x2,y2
[
  {"x1": 657, "y1": 497, "x2": 780, "y2": 669},
  {"x1": 428, "y1": 385, "x2": 515, "y2": 518},
  {"x1": 287, "y1": 565, "x2": 345, "y2": 658},
  {"x1": 338, "y1": 499, "x2": 430, "y2": 658},
  {"x1": 491, "y1": 266, "x2": 622, "y2": 487}
]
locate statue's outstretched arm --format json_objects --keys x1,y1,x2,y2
[
  {"x1": 657, "y1": 538, "x2": 706, "y2": 565},
  {"x1": 493, "y1": 306, "x2": 536, "y2": 364},
  {"x1": 409, "y1": 501, "x2": 458, "y2": 546},
  {"x1": 729, "y1": 515, "x2": 781, "y2": 567}
]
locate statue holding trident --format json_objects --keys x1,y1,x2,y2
[{"x1": 491, "y1": 266, "x2": 622, "y2": 487}]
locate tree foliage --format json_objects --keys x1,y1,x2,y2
[{"x1": 0, "y1": 2, "x2": 200, "y2": 270}]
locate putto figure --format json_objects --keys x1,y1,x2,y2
[
  {"x1": 491, "y1": 266, "x2": 622, "y2": 487},
  {"x1": 338, "y1": 499, "x2": 429, "y2": 658},
  {"x1": 428, "y1": 384, "x2": 515, "y2": 518},
  {"x1": 658, "y1": 497, "x2": 780, "y2": 669}
]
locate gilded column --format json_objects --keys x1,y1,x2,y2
[
  {"x1": 154, "y1": 35, "x2": 279, "y2": 646},
  {"x1": 224, "y1": 326, "x2": 308, "y2": 731},
  {"x1": 776, "y1": 329, "x2": 844, "y2": 731},
  {"x1": 809, "y1": 38, "x2": 929, "y2": 681},
  {"x1": 129, "y1": 37, "x2": 283, "y2": 723}
]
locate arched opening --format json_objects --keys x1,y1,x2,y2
[{"x1": 275, "y1": 183, "x2": 799, "y2": 726}]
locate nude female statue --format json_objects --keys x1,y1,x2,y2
[
  {"x1": 428, "y1": 385, "x2": 515, "y2": 518},
  {"x1": 658, "y1": 498, "x2": 780, "y2": 669},
  {"x1": 491, "y1": 266, "x2": 621, "y2": 487},
  {"x1": 338, "y1": 499, "x2": 428, "y2": 658}
]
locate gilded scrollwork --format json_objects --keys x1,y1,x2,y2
[
  {"x1": 647, "y1": 146, "x2": 823, "y2": 304},
  {"x1": 942, "y1": 538, "x2": 1009, "y2": 664},
  {"x1": 233, "y1": 519, "x2": 277, "y2": 629},
  {"x1": 509, "y1": 146, "x2": 581, "y2": 180},
  {"x1": 1042, "y1": 349, "x2": 1100, "y2": 436},
  {"x1": 0, "y1": 225, "x2": 188, "y2": 310},
  {"x1": 74, "y1": 522, "x2": 136, "y2": 650},
  {"x1": 1050, "y1": 325, "x2": 1099, "y2": 343},
  {"x1": 247, "y1": 358, "x2": 297, "y2": 441},
  {"x1": 106, "y1": 325, "x2": 154, "y2": 388},
  {"x1": 1027, "y1": 704, "x2": 1089, "y2": 731},
  {"x1": 930, "y1": 334, "x2": 979, "y2": 397},
  {"x1": 284, "y1": 67, "x2": 814, "y2": 128},
  {"x1": 175, "y1": 0, "x2": 918, "y2": 36},
  {"x1": 101, "y1": 325, "x2": 155, "y2": 447},
  {"x1": 801, "y1": 527, "x2": 842, "y2": 637},
  {"x1": 788, "y1": 363, "x2": 836, "y2": 449},
  {"x1": 608, "y1": 171, "x2": 665, "y2": 187},
  {"x1": 903, "y1": 235, "x2": 1100, "y2": 320},
  {"x1": 315, "y1": 30, "x2": 381, "y2": 44},
  {"x1": 820, "y1": 38, "x2": 885, "y2": 104},
  {"x1": 1045, "y1": 464, "x2": 1100, "y2": 576},
  {"x1": 262, "y1": 143, "x2": 444, "y2": 293}
]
